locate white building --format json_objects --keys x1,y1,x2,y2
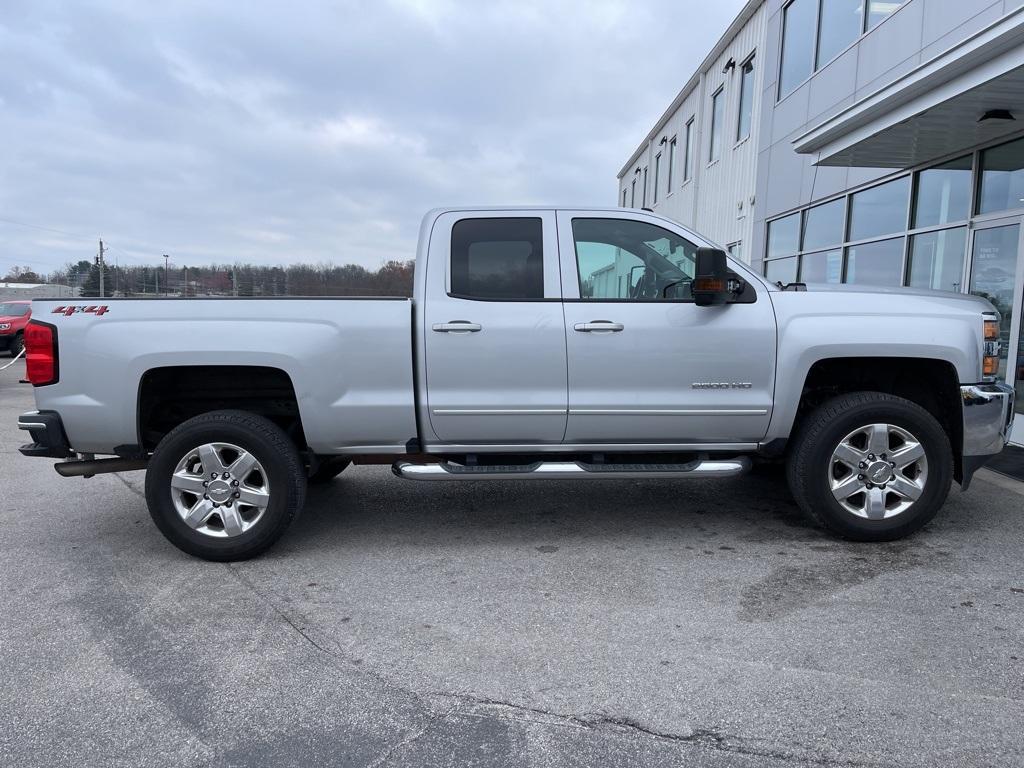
[
  {"x1": 0, "y1": 281, "x2": 76, "y2": 299},
  {"x1": 619, "y1": 0, "x2": 1024, "y2": 445}
]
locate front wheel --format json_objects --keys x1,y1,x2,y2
[
  {"x1": 786, "y1": 392, "x2": 953, "y2": 542},
  {"x1": 144, "y1": 410, "x2": 307, "y2": 561}
]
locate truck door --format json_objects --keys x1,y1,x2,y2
[
  {"x1": 556, "y1": 211, "x2": 775, "y2": 446},
  {"x1": 422, "y1": 211, "x2": 567, "y2": 445}
]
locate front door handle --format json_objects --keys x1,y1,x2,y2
[
  {"x1": 432, "y1": 321, "x2": 482, "y2": 333},
  {"x1": 574, "y1": 321, "x2": 624, "y2": 333}
]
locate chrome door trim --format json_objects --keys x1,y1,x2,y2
[
  {"x1": 431, "y1": 409, "x2": 568, "y2": 415},
  {"x1": 568, "y1": 408, "x2": 769, "y2": 415}
]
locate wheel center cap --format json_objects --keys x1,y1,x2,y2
[
  {"x1": 208, "y1": 480, "x2": 232, "y2": 503},
  {"x1": 867, "y1": 461, "x2": 893, "y2": 485}
]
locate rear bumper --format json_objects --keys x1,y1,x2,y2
[
  {"x1": 960, "y1": 383, "x2": 1015, "y2": 489},
  {"x1": 18, "y1": 410, "x2": 73, "y2": 459}
]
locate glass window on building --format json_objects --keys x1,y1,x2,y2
[
  {"x1": 779, "y1": 0, "x2": 815, "y2": 97},
  {"x1": 709, "y1": 88, "x2": 724, "y2": 162},
  {"x1": 908, "y1": 227, "x2": 967, "y2": 292},
  {"x1": 978, "y1": 136, "x2": 1024, "y2": 215},
  {"x1": 622, "y1": 188, "x2": 627, "y2": 207},
  {"x1": 767, "y1": 212, "x2": 801, "y2": 258},
  {"x1": 630, "y1": 179, "x2": 636, "y2": 207},
  {"x1": 802, "y1": 198, "x2": 846, "y2": 251},
  {"x1": 653, "y1": 153, "x2": 661, "y2": 204},
  {"x1": 866, "y1": 0, "x2": 902, "y2": 31},
  {"x1": 765, "y1": 256, "x2": 798, "y2": 284},
  {"x1": 849, "y1": 176, "x2": 910, "y2": 241},
  {"x1": 642, "y1": 166, "x2": 648, "y2": 207},
  {"x1": 846, "y1": 237, "x2": 905, "y2": 286},
  {"x1": 667, "y1": 137, "x2": 676, "y2": 190},
  {"x1": 736, "y1": 57, "x2": 754, "y2": 141},
  {"x1": 683, "y1": 119, "x2": 694, "y2": 181},
  {"x1": 817, "y1": 0, "x2": 862, "y2": 67},
  {"x1": 913, "y1": 155, "x2": 972, "y2": 228},
  {"x1": 970, "y1": 224, "x2": 1020, "y2": 379},
  {"x1": 800, "y1": 249, "x2": 843, "y2": 283}
]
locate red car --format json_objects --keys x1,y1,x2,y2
[{"x1": 0, "y1": 300, "x2": 31, "y2": 357}]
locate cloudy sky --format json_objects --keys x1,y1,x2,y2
[{"x1": 1, "y1": 0, "x2": 744, "y2": 277}]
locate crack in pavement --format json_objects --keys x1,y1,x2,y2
[
  {"x1": 111, "y1": 472, "x2": 146, "y2": 499},
  {"x1": 433, "y1": 694, "x2": 895, "y2": 767},
  {"x1": 364, "y1": 702, "x2": 462, "y2": 768},
  {"x1": 223, "y1": 565, "x2": 898, "y2": 768}
]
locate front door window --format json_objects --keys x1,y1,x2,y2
[{"x1": 572, "y1": 218, "x2": 698, "y2": 301}]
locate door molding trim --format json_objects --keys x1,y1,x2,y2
[
  {"x1": 420, "y1": 441, "x2": 760, "y2": 453},
  {"x1": 431, "y1": 409, "x2": 567, "y2": 415},
  {"x1": 568, "y1": 408, "x2": 768, "y2": 415}
]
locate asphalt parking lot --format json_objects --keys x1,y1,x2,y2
[{"x1": 2, "y1": 361, "x2": 1023, "y2": 767}]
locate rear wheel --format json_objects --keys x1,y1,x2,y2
[
  {"x1": 144, "y1": 410, "x2": 307, "y2": 561},
  {"x1": 787, "y1": 392, "x2": 952, "y2": 541}
]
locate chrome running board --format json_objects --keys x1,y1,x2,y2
[{"x1": 392, "y1": 456, "x2": 751, "y2": 481}]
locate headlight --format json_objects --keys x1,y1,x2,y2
[{"x1": 983, "y1": 317, "x2": 1000, "y2": 378}]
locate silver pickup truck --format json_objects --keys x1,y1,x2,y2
[{"x1": 17, "y1": 207, "x2": 1015, "y2": 560}]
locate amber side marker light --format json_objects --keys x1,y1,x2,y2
[
  {"x1": 693, "y1": 277, "x2": 727, "y2": 293},
  {"x1": 983, "y1": 319, "x2": 1000, "y2": 377}
]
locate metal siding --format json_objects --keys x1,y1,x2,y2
[
  {"x1": 617, "y1": 0, "x2": 1010, "y2": 274},
  {"x1": 624, "y1": 3, "x2": 767, "y2": 262}
]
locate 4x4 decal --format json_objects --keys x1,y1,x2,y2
[{"x1": 52, "y1": 305, "x2": 110, "y2": 317}]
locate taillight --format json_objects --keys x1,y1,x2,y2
[{"x1": 25, "y1": 320, "x2": 58, "y2": 386}]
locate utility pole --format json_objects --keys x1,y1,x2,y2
[
  {"x1": 231, "y1": 266, "x2": 238, "y2": 297},
  {"x1": 163, "y1": 254, "x2": 170, "y2": 296},
  {"x1": 97, "y1": 239, "x2": 106, "y2": 298}
]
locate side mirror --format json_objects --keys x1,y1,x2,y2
[{"x1": 692, "y1": 248, "x2": 731, "y2": 306}]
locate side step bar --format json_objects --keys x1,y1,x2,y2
[{"x1": 392, "y1": 456, "x2": 751, "y2": 481}]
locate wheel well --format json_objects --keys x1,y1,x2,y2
[
  {"x1": 795, "y1": 357, "x2": 963, "y2": 481},
  {"x1": 138, "y1": 366, "x2": 305, "y2": 452}
]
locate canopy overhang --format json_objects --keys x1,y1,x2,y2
[{"x1": 793, "y1": 9, "x2": 1024, "y2": 168}]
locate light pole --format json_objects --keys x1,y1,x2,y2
[{"x1": 163, "y1": 254, "x2": 169, "y2": 296}]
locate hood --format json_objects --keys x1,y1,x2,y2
[{"x1": 788, "y1": 282, "x2": 997, "y2": 313}]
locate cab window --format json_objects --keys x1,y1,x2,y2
[
  {"x1": 572, "y1": 218, "x2": 699, "y2": 300},
  {"x1": 450, "y1": 218, "x2": 544, "y2": 300}
]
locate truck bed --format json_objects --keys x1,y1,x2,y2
[{"x1": 30, "y1": 297, "x2": 418, "y2": 455}]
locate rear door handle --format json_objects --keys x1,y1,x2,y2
[
  {"x1": 432, "y1": 321, "x2": 482, "y2": 333},
  {"x1": 574, "y1": 321, "x2": 624, "y2": 333}
]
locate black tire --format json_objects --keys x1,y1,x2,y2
[
  {"x1": 786, "y1": 391, "x2": 953, "y2": 542},
  {"x1": 9, "y1": 332, "x2": 23, "y2": 358},
  {"x1": 308, "y1": 456, "x2": 351, "y2": 484},
  {"x1": 145, "y1": 410, "x2": 307, "y2": 561}
]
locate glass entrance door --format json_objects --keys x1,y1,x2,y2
[{"x1": 967, "y1": 219, "x2": 1024, "y2": 444}]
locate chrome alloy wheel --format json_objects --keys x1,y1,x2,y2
[
  {"x1": 828, "y1": 423, "x2": 928, "y2": 520},
  {"x1": 169, "y1": 442, "x2": 271, "y2": 538}
]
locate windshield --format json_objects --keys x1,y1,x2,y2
[{"x1": 0, "y1": 303, "x2": 29, "y2": 317}]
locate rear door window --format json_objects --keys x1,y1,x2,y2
[{"x1": 450, "y1": 218, "x2": 544, "y2": 300}]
